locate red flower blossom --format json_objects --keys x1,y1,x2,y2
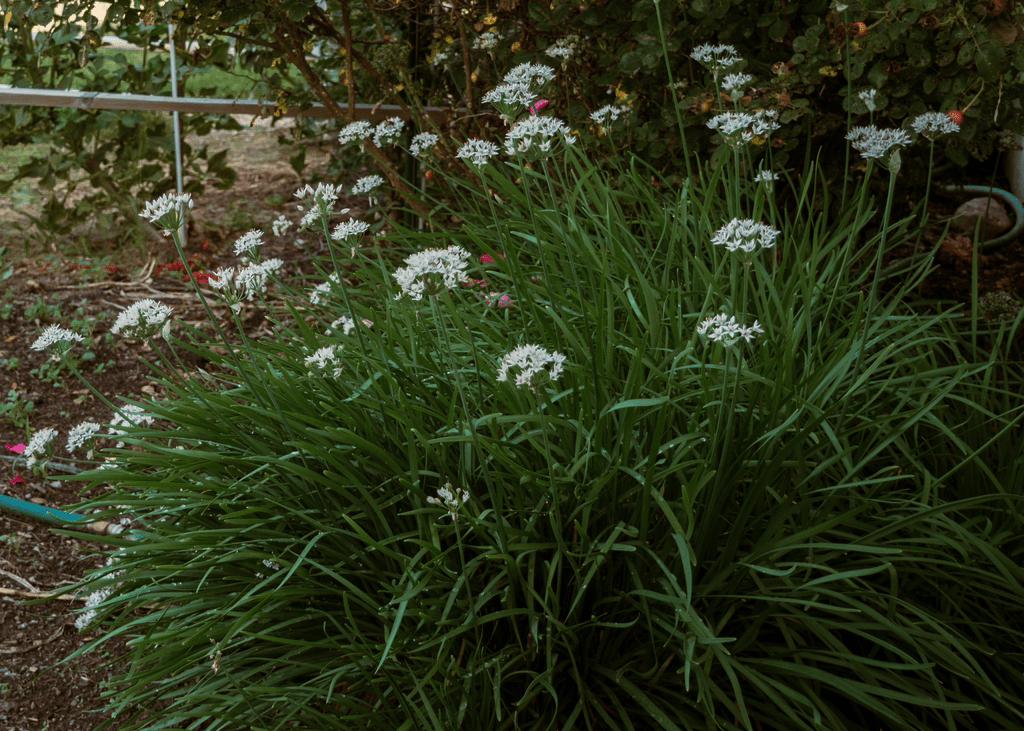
[
  {"x1": 10, "y1": 475, "x2": 25, "y2": 486},
  {"x1": 947, "y1": 110, "x2": 963, "y2": 126},
  {"x1": 529, "y1": 99, "x2": 550, "y2": 115},
  {"x1": 6, "y1": 443, "x2": 26, "y2": 454}
]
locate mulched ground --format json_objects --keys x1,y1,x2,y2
[{"x1": 0, "y1": 152, "x2": 1022, "y2": 729}]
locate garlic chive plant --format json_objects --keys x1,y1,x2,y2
[{"x1": 60, "y1": 57, "x2": 1024, "y2": 731}]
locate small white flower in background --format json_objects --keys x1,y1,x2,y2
[
  {"x1": 294, "y1": 183, "x2": 344, "y2": 212},
  {"x1": 410, "y1": 132, "x2": 439, "y2": 156},
  {"x1": 497, "y1": 344, "x2": 567, "y2": 391},
  {"x1": 722, "y1": 72, "x2": 752, "y2": 96},
  {"x1": 110, "y1": 299, "x2": 174, "y2": 340},
  {"x1": 373, "y1": 117, "x2": 405, "y2": 147},
  {"x1": 327, "y1": 316, "x2": 357, "y2": 336},
  {"x1": 473, "y1": 30, "x2": 500, "y2": 50},
  {"x1": 209, "y1": 267, "x2": 237, "y2": 298},
  {"x1": 754, "y1": 170, "x2": 779, "y2": 186},
  {"x1": 697, "y1": 314, "x2": 764, "y2": 347},
  {"x1": 457, "y1": 138, "x2": 501, "y2": 166},
  {"x1": 910, "y1": 112, "x2": 960, "y2": 141},
  {"x1": 504, "y1": 115, "x2": 576, "y2": 157},
  {"x1": 350, "y1": 175, "x2": 385, "y2": 196},
  {"x1": 24, "y1": 427, "x2": 57, "y2": 469},
  {"x1": 310, "y1": 273, "x2": 342, "y2": 306},
  {"x1": 590, "y1": 104, "x2": 627, "y2": 127},
  {"x1": 430, "y1": 48, "x2": 453, "y2": 67},
  {"x1": 707, "y1": 111, "x2": 779, "y2": 147},
  {"x1": 426, "y1": 481, "x2": 470, "y2": 522},
  {"x1": 74, "y1": 585, "x2": 112, "y2": 630},
  {"x1": 109, "y1": 404, "x2": 155, "y2": 448},
  {"x1": 338, "y1": 120, "x2": 373, "y2": 145},
  {"x1": 712, "y1": 218, "x2": 780, "y2": 254},
  {"x1": 31, "y1": 324, "x2": 84, "y2": 359},
  {"x1": 691, "y1": 44, "x2": 742, "y2": 75},
  {"x1": 139, "y1": 192, "x2": 193, "y2": 233},
  {"x1": 271, "y1": 215, "x2": 292, "y2": 237},
  {"x1": 332, "y1": 219, "x2": 370, "y2": 241},
  {"x1": 847, "y1": 125, "x2": 912, "y2": 161},
  {"x1": 503, "y1": 62, "x2": 556, "y2": 87},
  {"x1": 545, "y1": 35, "x2": 578, "y2": 61},
  {"x1": 858, "y1": 88, "x2": 878, "y2": 112},
  {"x1": 392, "y1": 245, "x2": 471, "y2": 300},
  {"x1": 232, "y1": 229, "x2": 264, "y2": 257},
  {"x1": 304, "y1": 344, "x2": 345, "y2": 377},
  {"x1": 235, "y1": 258, "x2": 283, "y2": 300},
  {"x1": 67, "y1": 421, "x2": 102, "y2": 459}
]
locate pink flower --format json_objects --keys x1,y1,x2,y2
[
  {"x1": 486, "y1": 293, "x2": 515, "y2": 309},
  {"x1": 10, "y1": 475, "x2": 25, "y2": 486},
  {"x1": 6, "y1": 443, "x2": 26, "y2": 454},
  {"x1": 480, "y1": 254, "x2": 495, "y2": 264},
  {"x1": 529, "y1": 99, "x2": 550, "y2": 115}
]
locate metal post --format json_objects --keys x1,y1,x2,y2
[{"x1": 168, "y1": 22, "x2": 187, "y2": 247}]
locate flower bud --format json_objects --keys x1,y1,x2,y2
[{"x1": 947, "y1": 110, "x2": 963, "y2": 126}]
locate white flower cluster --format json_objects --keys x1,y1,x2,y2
[
  {"x1": 338, "y1": 120, "x2": 373, "y2": 145},
  {"x1": 858, "y1": 88, "x2": 877, "y2": 112},
  {"x1": 846, "y1": 125, "x2": 912, "y2": 159},
  {"x1": 327, "y1": 316, "x2": 357, "y2": 336},
  {"x1": 24, "y1": 427, "x2": 56, "y2": 468},
  {"x1": 590, "y1": 105, "x2": 627, "y2": 127},
  {"x1": 332, "y1": 219, "x2": 370, "y2": 241},
  {"x1": 410, "y1": 132, "x2": 439, "y2": 156},
  {"x1": 31, "y1": 324, "x2": 84, "y2": 357},
  {"x1": 233, "y1": 229, "x2": 264, "y2": 257},
  {"x1": 497, "y1": 344, "x2": 566, "y2": 390},
  {"x1": 295, "y1": 183, "x2": 347, "y2": 229},
  {"x1": 457, "y1": 138, "x2": 501, "y2": 166},
  {"x1": 503, "y1": 62, "x2": 556, "y2": 87},
  {"x1": 482, "y1": 83, "x2": 538, "y2": 123},
  {"x1": 110, "y1": 299, "x2": 173, "y2": 339},
  {"x1": 75, "y1": 584, "x2": 113, "y2": 630},
  {"x1": 351, "y1": 175, "x2": 385, "y2": 196},
  {"x1": 691, "y1": 44, "x2": 742, "y2": 73},
  {"x1": 373, "y1": 117, "x2": 405, "y2": 147},
  {"x1": 706, "y1": 110, "x2": 781, "y2": 147},
  {"x1": 545, "y1": 35, "x2": 578, "y2": 61},
  {"x1": 67, "y1": 421, "x2": 102, "y2": 458},
  {"x1": 711, "y1": 218, "x2": 780, "y2": 253},
  {"x1": 754, "y1": 170, "x2": 779, "y2": 186},
  {"x1": 392, "y1": 245, "x2": 471, "y2": 300},
  {"x1": 910, "y1": 112, "x2": 960, "y2": 141},
  {"x1": 697, "y1": 314, "x2": 764, "y2": 347},
  {"x1": 109, "y1": 404, "x2": 154, "y2": 440},
  {"x1": 211, "y1": 259, "x2": 283, "y2": 302},
  {"x1": 431, "y1": 48, "x2": 454, "y2": 67},
  {"x1": 504, "y1": 115, "x2": 576, "y2": 157},
  {"x1": 304, "y1": 344, "x2": 345, "y2": 377},
  {"x1": 271, "y1": 214, "x2": 292, "y2": 237},
  {"x1": 722, "y1": 72, "x2": 752, "y2": 94},
  {"x1": 473, "y1": 30, "x2": 500, "y2": 50},
  {"x1": 139, "y1": 192, "x2": 193, "y2": 232},
  {"x1": 310, "y1": 273, "x2": 342, "y2": 306},
  {"x1": 426, "y1": 481, "x2": 470, "y2": 522}
]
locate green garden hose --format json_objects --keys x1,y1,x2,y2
[{"x1": 879, "y1": 184, "x2": 1024, "y2": 279}]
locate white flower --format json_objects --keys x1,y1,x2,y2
[
  {"x1": 711, "y1": 218, "x2": 780, "y2": 253},
  {"x1": 431, "y1": 48, "x2": 454, "y2": 67},
  {"x1": 209, "y1": 267, "x2": 236, "y2": 296},
  {"x1": 294, "y1": 183, "x2": 344, "y2": 211},
  {"x1": 328, "y1": 316, "x2": 357, "y2": 335},
  {"x1": 503, "y1": 62, "x2": 556, "y2": 87},
  {"x1": 67, "y1": 421, "x2": 102, "y2": 457},
  {"x1": 456, "y1": 139, "x2": 501, "y2": 166},
  {"x1": 232, "y1": 229, "x2": 264, "y2": 257},
  {"x1": 110, "y1": 299, "x2": 173, "y2": 339},
  {"x1": 392, "y1": 245, "x2": 471, "y2": 300},
  {"x1": 338, "y1": 120, "x2": 374, "y2": 145},
  {"x1": 426, "y1": 481, "x2": 469, "y2": 522},
  {"x1": 545, "y1": 35, "x2": 578, "y2": 61},
  {"x1": 235, "y1": 258, "x2": 283, "y2": 300},
  {"x1": 754, "y1": 170, "x2": 779, "y2": 186},
  {"x1": 473, "y1": 30, "x2": 500, "y2": 50},
  {"x1": 910, "y1": 112, "x2": 960, "y2": 141},
  {"x1": 691, "y1": 44, "x2": 742, "y2": 73},
  {"x1": 74, "y1": 585, "x2": 113, "y2": 630},
  {"x1": 139, "y1": 193, "x2": 193, "y2": 232},
  {"x1": 332, "y1": 219, "x2": 370, "y2": 241},
  {"x1": 497, "y1": 344, "x2": 566, "y2": 390},
  {"x1": 310, "y1": 273, "x2": 342, "y2": 306},
  {"x1": 108, "y1": 404, "x2": 154, "y2": 448},
  {"x1": 350, "y1": 175, "x2": 385, "y2": 196},
  {"x1": 24, "y1": 427, "x2": 57, "y2": 468},
  {"x1": 590, "y1": 105, "x2": 626, "y2": 126},
  {"x1": 503, "y1": 115, "x2": 576, "y2": 157},
  {"x1": 271, "y1": 215, "x2": 292, "y2": 237},
  {"x1": 858, "y1": 88, "x2": 877, "y2": 112},
  {"x1": 722, "y1": 72, "x2": 752, "y2": 94},
  {"x1": 846, "y1": 125, "x2": 912, "y2": 160},
  {"x1": 697, "y1": 314, "x2": 764, "y2": 347},
  {"x1": 707, "y1": 111, "x2": 779, "y2": 147},
  {"x1": 483, "y1": 83, "x2": 537, "y2": 108},
  {"x1": 31, "y1": 324, "x2": 84, "y2": 355},
  {"x1": 410, "y1": 132, "x2": 439, "y2": 156},
  {"x1": 304, "y1": 344, "x2": 345, "y2": 377},
  {"x1": 373, "y1": 117, "x2": 405, "y2": 147}
]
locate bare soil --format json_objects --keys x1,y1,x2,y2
[{"x1": 0, "y1": 127, "x2": 1022, "y2": 730}]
